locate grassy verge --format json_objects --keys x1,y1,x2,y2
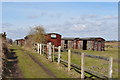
[{"x1": 10, "y1": 46, "x2": 51, "y2": 78}]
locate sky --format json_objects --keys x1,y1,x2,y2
[{"x1": 1, "y1": 2, "x2": 118, "y2": 41}]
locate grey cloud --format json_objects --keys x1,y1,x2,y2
[
  {"x1": 49, "y1": 13, "x2": 63, "y2": 19},
  {"x1": 55, "y1": 13, "x2": 63, "y2": 18},
  {"x1": 27, "y1": 12, "x2": 63, "y2": 19},
  {"x1": 103, "y1": 16, "x2": 118, "y2": 19},
  {"x1": 2, "y1": 23, "x2": 13, "y2": 28},
  {"x1": 27, "y1": 12, "x2": 47, "y2": 19},
  {"x1": 27, "y1": 15, "x2": 39, "y2": 19},
  {"x1": 40, "y1": 12, "x2": 47, "y2": 16}
]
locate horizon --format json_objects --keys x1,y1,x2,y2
[{"x1": 1, "y1": 2, "x2": 118, "y2": 41}]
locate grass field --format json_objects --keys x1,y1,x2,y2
[{"x1": 58, "y1": 42, "x2": 118, "y2": 78}]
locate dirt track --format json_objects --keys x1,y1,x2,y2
[{"x1": 26, "y1": 53, "x2": 57, "y2": 78}]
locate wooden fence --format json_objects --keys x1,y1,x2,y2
[{"x1": 36, "y1": 42, "x2": 113, "y2": 79}]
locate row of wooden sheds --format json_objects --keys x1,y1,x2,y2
[
  {"x1": 61, "y1": 37, "x2": 105, "y2": 51},
  {"x1": 15, "y1": 33, "x2": 105, "y2": 51},
  {"x1": 46, "y1": 33, "x2": 105, "y2": 51},
  {"x1": 47, "y1": 33, "x2": 105, "y2": 51}
]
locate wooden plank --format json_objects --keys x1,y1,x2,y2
[
  {"x1": 58, "y1": 46, "x2": 61, "y2": 64},
  {"x1": 68, "y1": 49, "x2": 71, "y2": 71},
  {"x1": 40, "y1": 44, "x2": 42, "y2": 55},
  {"x1": 71, "y1": 51, "x2": 109, "y2": 61},
  {"x1": 60, "y1": 58, "x2": 108, "y2": 78},
  {"x1": 81, "y1": 53, "x2": 85, "y2": 78},
  {"x1": 84, "y1": 68, "x2": 108, "y2": 78},
  {"x1": 52, "y1": 45, "x2": 55, "y2": 62},
  {"x1": 108, "y1": 57, "x2": 113, "y2": 78},
  {"x1": 37, "y1": 43, "x2": 39, "y2": 53},
  {"x1": 48, "y1": 43, "x2": 52, "y2": 61},
  {"x1": 60, "y1": 59, "x2": 68, "y2": 63},
  {"x1": 42, "y1": 44, "x2": 44, "y2": 54}
]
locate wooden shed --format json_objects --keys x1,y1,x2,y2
[
  {"x1": 61, "y1": 38, "x2": 74, "y2": 49},
  {"x1": 15, "y1": 39, "x2": 25, "y2": 46},
  {"x1": 61, "y1": 37, "x2": 105, "y2": 51},
  {"x1": 47, "y1": 33, "x2": 61, "y2": 47},
  {"x1": 79, "y1": 37, "x2": 105, "y2": 51}
]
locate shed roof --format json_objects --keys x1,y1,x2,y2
[
  {"x1": 61, "y1": 37, "x2": 75, "y2": 40},
  {"x1": 80, "y1": 37, "x2": 105, "y2": 41},
  {"x1": 47, "y1": 33, "x2": 61, "y2": 36},
  {"x1": 62, "y1": 37, "x2": 105, "y2": 41}
]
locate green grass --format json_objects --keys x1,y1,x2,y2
[
  {"x1": 10, "y1": 45, "x2": 81, "y2": 78},
  {"x1": 23, "y1": 49, "x2": 80, "y2": 78},
  {"x1": 9, "y1": 45, "x2": 118, "y2": 78},
  {"x1": 59, "y1": 47, "x2": 118, "y2": 78},
  {"x1": 10, "y1": 46, "x2": 51, "y2": 78}
]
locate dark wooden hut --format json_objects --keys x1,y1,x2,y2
[
  {"x1": 15, "y1": 39, "x2": 25, "y2": 46},
  {"x1": 61, "y1": 38, "x2": 74, "y2": 49},
  {"x1": 78, "y1": 37, "x2": 105, "y2": 51}
]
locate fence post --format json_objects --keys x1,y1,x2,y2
[
  {"x1": 48, "y1": 42, "x2": 52, "y2": 61},
  {"x1": 37, "y1": 43, "x2": 39, "y2": 53},
  {"x1": 46, "y1": 43, "x2": 49, "y2": 57},
  {"x1": 43, "y1": 44, "x2": 44, "y2": 54},
  {"x1": 52, "y1": 45, "x2": 55, "y2": 62},
  {"x1": 81, "y1": 53, "x2": 85, "y2": 79},
  {"x1": 58, "y1": 46, "x2": 61, "y2": 64},
  {"x1": 108, "y1": 57, "x2": 113, "y2": 78},
  {"x1": 40, "y1": 44, "x2": 42, "y2": 55},
  {"x1": 68, "y1": 49, "x2": 71, "y2": 71}
]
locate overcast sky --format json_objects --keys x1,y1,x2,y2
[{"x1": 1, "y1": 2, "x2": 118, "y2": 41}]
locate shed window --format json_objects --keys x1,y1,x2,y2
[{"x1": 51, "y1": 34, "x2": 57, "y2": 39}]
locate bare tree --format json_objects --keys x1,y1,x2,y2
[{"x1": 29, "y1": 25, "x2": 47, "y2": 44}]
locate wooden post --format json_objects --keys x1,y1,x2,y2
[
  {"x1": 58, "y1": 46, "x2": 61, "y2": 64},
  {"x1": 52, "y1": 45, "x2": 55, "y2": 62},
  {"x1": 40, "y1": 44, "x2": 42, "y2": 55},
  {"x1": 81, "y1": 53, "x2": 85, "y2": 79},
  {"x1": 108, "y1": 57, "x2": 113, "y2": 78},
  {"x1": 47, "y1": 43, "x2": 49, "y2": 56},
  {"x1": 68, "y1": 49, "x2": 71, "y2": 71},
  {"x1": 37, "y1": 43, "x2": 39, "y2": 53},
  {"x1": 48, "y1": 42, "x2": 52, "y2": 61},
  {"x1": 43, "y1": 44, "x2": 44, "y2": 54}
]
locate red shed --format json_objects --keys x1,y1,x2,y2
[
  {"x1": 47, "y1": 33, "x2": 61, "y2": 47},
  {"x1": 15, "y1": 39, "x2": 25, "y2": 46}
]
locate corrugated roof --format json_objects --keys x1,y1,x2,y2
[
  {"x1": 61, "y1": 37, "x2": 75, "y2": 40},
  {"x1": 80, "y1": 37, "x2": 105, "y2": 40},
  {"x1": 62, "y1": 37, "x2": 105, "y2": 41}
]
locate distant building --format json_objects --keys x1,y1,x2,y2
[
  {"x1": 61, "y1": 37, "x2": 105, "y2": 51},
  {"x1": 14, "y1": 39, "x2": 25, "y2": 46},
  {"x1": 47, "y1": 33, "x2": 61, "y2": 47}
]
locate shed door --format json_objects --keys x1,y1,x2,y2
[
  {"x1": 98, "y1": 41, "x2": 102, "y2": 51},
  {"x1": 94, "y1": 41, "x2": 98, "y2": 51},
  {"x1": 83, "y1": 40, "x2": 87, "y2": 50},
  {"x1": 65, "y1": 40, "x2": 68, "y2": 48}
]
